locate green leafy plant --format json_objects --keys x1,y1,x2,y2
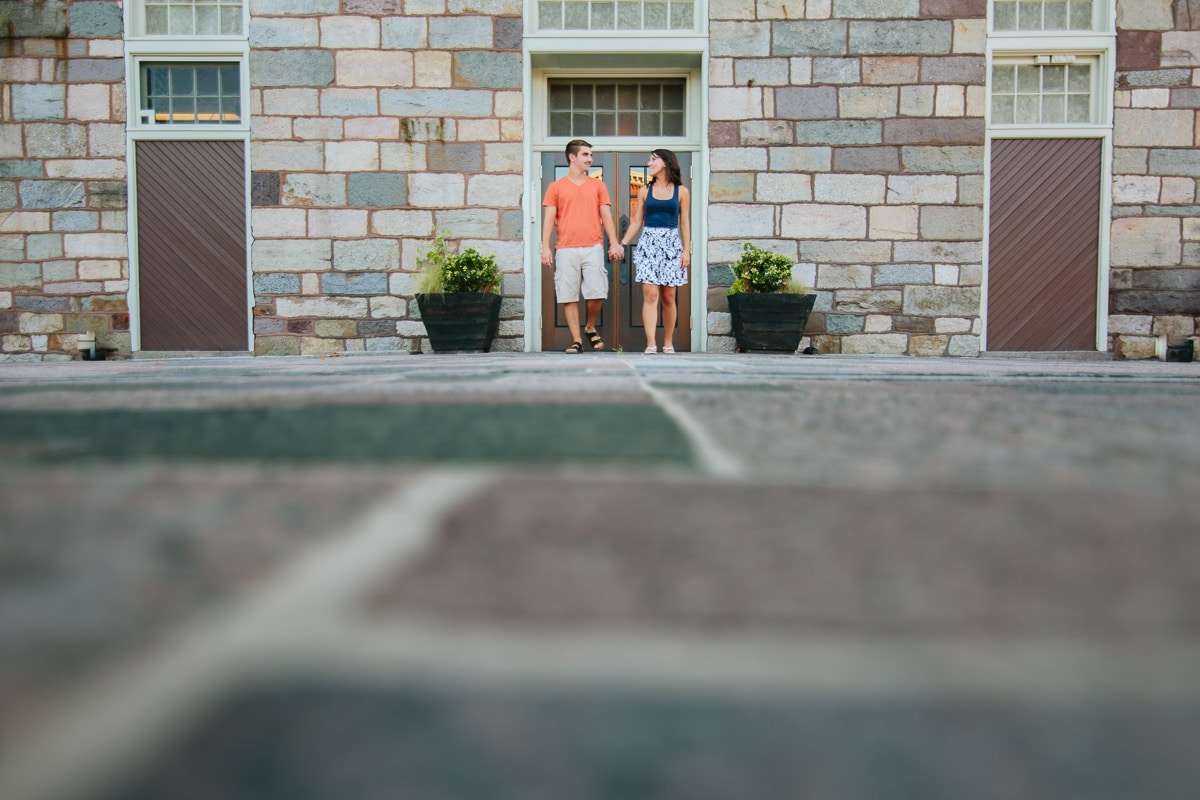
[
  {"x1": 727, "y1": 242, "x2": 809, "y2": 295},
  {"x1": 417, "y1": 233, "x2": 500, "y2": 294}
]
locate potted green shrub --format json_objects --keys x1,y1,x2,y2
[
  {"x1": 415, "y1": 233, "x2": 503, "y2": 353},
  {"x1": 726, "y1": 242, "x2": 816, "y2": 353}
]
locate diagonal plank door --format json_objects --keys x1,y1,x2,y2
[
  {"x1": 136, "y1": 140, "x2": 248, "y2": 351},
  {"x1": 987, "y1": 138, "x2": 1101, "y2": 352}
]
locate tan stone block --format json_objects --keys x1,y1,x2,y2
[
  {"x1": 315, "y1": 319, "x2": 357, "y2": 338},
  {"x1": 835, "y1": 290, "x2": 903, "y2": 314},
  {"x1": 909, "y1": 335, "x2": 950, "y2": 356},
  {"x1": 300, "y1": 337, "x2": 346, "y2": 356},
  {"x1": 1114, "y1": 335, "x2": 1157, "y2": 360},
  {"x1": 862, "y1": 57, "x2": 919, "y2": 85},
  {"x1": 817, "y1": 264, "x2": 872, "y2": 290},
  {"x1": 337, "y1": 51, "x2": 413, "y2": 87},
  {"x1": 1111, "y1": 217, "x2": 1181, "y2": 267},
  {"x1": 953, "y1": 19, "x2": 986, "y2": 55},
  {"x1": 869, "y1": 205, "x2": 918, "y2": 240},
  {"x1": 841, "y1": 333, "x2": 908, "y2": 354},
  {"x1": 1152, "y1": 315, "x2": 1196, "y2": 340},
  {"x1": 254, "y1": 336, "x2": 301, "y2": 357},
  {"x1": 19, "y1": 313, "x2": 64, "y2": 334},
  {"x1": 414, "y1": 51, "x2": 452, "y2": 88},
  {"x1": 67, "y1": 85, "x2": 111, "y2": 121},
  {"x1": 0, "y1": 212, "x2": 51, "y2": 233},
  {"x1": 1114, "y1": 109, "x2": 1193, "y2": 147},
  {"x1": 78, "y1": 260, "x2": 121, "y2": 280}
]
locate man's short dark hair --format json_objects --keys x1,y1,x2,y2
[{"x1": 565, "y1": 139, "x2": 592, "y2": 159}]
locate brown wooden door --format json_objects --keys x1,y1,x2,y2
[
  {"x1": 136, "y1": 140, "x2": 248, "y2": 351},
  {"x1": 540, "y1": 151, "x2": 692, "y2": 352},
  {"x1": 987, "y1": 138, "x2": 1101, "y2": 351}
]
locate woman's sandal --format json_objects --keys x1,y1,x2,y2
[
  {"x1": 662, "y1": 345, "x2": 675, "y2": 354},
  {"x1": 644, "y1": 345, "x2": 657, "y2": 354},
  {"x1": 584, "y1": 329, "x2": 604, "y2": 351},
  {"x1": 565, "y1": 341, "x2": 583, "y2": 354}
]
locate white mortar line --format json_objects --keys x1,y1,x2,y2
[
  {"x1": 0, "y1": 469, "x2": 495, "y2": 800},
  {"x1": 632, "y1": 366, "x2": 744, "y2": 478}
]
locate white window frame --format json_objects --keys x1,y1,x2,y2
[
  {"x1": 128, "y1": 0, "x2": 248, "y2": 40},
  {"x1": 123, "y1": 1, "x2": 252, "y2": 353},
  {"x1": 982, "y1": 0, "x2": 1117, "y2": 353},
  {"x1": 529, "y1": 0, "x2": 703, "y2": 36}
]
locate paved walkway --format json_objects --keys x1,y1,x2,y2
[{"x1": 1, "y1": 353, "x2": 1198, "y2": 800}]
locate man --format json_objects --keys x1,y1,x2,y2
[{"x1": 541, "y1": 139, "x2": 624, "y2": 353}]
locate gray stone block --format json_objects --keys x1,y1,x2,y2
[
  {"x1": 27, "y1": 233, "x2": 64, "y2": 260},
  {"x1": 495, "y1": 17, "x2": 522, "y2": 50},
  {"x1": 0, "y1": 0, "x2": 67, "y2": 37},
  {"x1": 427, "y1": 143, "x2": 483, "y2": 172},
  {"x1": 903, "y1": 285, "x2": 981, "y2": 316},
  {"x1": 837, "y1": 0, "x2": 920, "y2": 17},
  {"x1": 795, "y1": 121, "x2": 882, "y2": 146},
  {"x1": 89, "y1": 182, "x2": 127, "y2": 209},
  {"x1": 776, "y1": 87, "x2": 838, "y2": 120},
  {"x1": 250, "y1": 50, "x2": 334, "y2": 87},
  {"x1": 826, "y1": 314, "x2": 865, "y2": 334},
  {"x1": 876, "y1": 263, "x2": 933, "y2": 285},
  {"x1": 68, "y1": 1, "x2": 124, "y2": 37},
  {"x1": 1118, "y1": 69, "x2": 1192, "y2": 88},
  {"x1": 1132, "y1": 269, "x2": 1200, "y2": 291},
  {"x1": 66, "y1": 58, "x2": 125, "y2": 83},
  {"x1": 20, "y1": 181, "x2": 86, "y2": 209},
  {"x1": 0, "y1": 182, "x2": 16, "y2": 209},
  {"x1": 1149, "y1": 149, "x2": 1200, "y2": 177},
  {"x1": 454, "y1": 52, "x2": 521, "y2": 89},
  {"x1": 772, "y1": 21, "x2": 848, "y2": 56},
  {"x1": 13, "y1": 85, "x2": 66, "y2": 122},
  {"x1": 252, "y1": 173, "x2": 280, "y2": 207},
  {"x1": 348, "y1": 173, "x2": 407, "y2": 208},
  {"x1": 921, "y1": 56, "x2": 986, "y2": 84},
  {"x1": 901, "y1": 146, "x2": 984, "y2": 174},
  {"x1": 15, "y1": 295, "x2": 71, "y2": 312},
  {"x1": 52, "y1": 210, "x2": 100, "y2": 231},
  {"x1": 381, "y1": 89, "x2": 493, "y2": 118},
  {"x1": 849, "y1": 21, "x2": 953, "y2": 55},
  {"x1": 253, "y1": 274, "x2": 302, "y2": 295},
  {"x1": 382, "y1": 17, "x2": 425, "y2": 49},
  {"x1": 813, "y1": 58, "x2": 861, "y2": 84},
  {"x1": 0, "y1": 263, "x2": 42, "y2": 288},
  {"x1": 24, "y1": 124, "x2": 87, "y2": 158},
  {"x1": 321, "y1": 272, "x2": 389, "y2": 295},
  {"x1": 833, "y1": 147, "x2": 901, "y2": 173}
]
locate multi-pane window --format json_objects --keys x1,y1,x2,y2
[
  {"x1": 143, "y1": 0, "x2": 243, "y2": 36},
  {"x1": 992, "y1": 0, "x2": 1095, "y2": 32},
  {"x1": 549, "y1": 80, "x2": 686, "y2": 137},
  {"x1": 140, "y1": 64, "x2": 242, "y2": 124},
  {"x1": 538, "y1": 0, "x2": 695, "y2": 31},
  {"x1": 991, "y1": 60, "x2": 1094, "y2": 125}
]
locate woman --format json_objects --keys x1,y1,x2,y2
[{"x1": 619, "y1": 149, "x2": 691, "y2": 354}]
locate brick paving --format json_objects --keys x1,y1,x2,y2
[{"x1": 1, "y1": 352, "x2": 1198, "y2": 800}]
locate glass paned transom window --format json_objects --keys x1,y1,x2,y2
[
  {"x1": 141, "y1": 64, "x2": 241, "y2": 124},
  {"x1": 538, "y1": 0, "x2": 695, "y2": 31},
  {"x1": 144, "y1": 0, "x2": 243, "y2": 36},
  {"x1": 549, "y1": 80, "x2": 686, "y2": 137},
  {"x1": 993, "y1": 0, "x2": 1094, "y2": 32},
  {"x1": 991, "y1": 60, "x2": 1093, "y2": 124}
]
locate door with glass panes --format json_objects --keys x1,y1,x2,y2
[{"x1": 540, "y1": 151, "x2": 692, "y2": 352}]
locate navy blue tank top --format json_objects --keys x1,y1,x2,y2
[{"x1": 643, "y1": 183, "x2": 680, "y2": 229}]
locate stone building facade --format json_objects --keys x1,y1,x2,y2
[{"x1": 1, "y1": 0, "x2": 1197, "y2": 361}]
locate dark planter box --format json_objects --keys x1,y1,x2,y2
[
  {"x1": 728, "y1": 292, "x2": 817, "y2": 353},
  {"x1": 416, "y1": 292, "x2": 502, "y2": 352}
]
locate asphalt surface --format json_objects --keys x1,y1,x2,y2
[{"x1": 1, "y1": 351, "x2": 1198, "y2": 800}]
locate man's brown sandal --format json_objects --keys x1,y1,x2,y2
[
  {"x1": 584, "y1": 329, "x2": 604, "y2": 351},
  {"x1": 565, "y1": 341, "x2": 583, "y2": 354}
]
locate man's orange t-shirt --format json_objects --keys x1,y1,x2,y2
[{"x1": 543, "y1": 176, "x2": 612, "y2": 249}]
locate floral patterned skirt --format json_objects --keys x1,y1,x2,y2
[{"x1": 633, "y1": 227, "x2": 687, "y2": 287}]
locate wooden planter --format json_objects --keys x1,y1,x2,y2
[
  {"x1": 728, "y1": 292, "x2": 817, "y2": 353},
  {"x1": 415, "y1": 292, "x2": 502, "y2": 353}
]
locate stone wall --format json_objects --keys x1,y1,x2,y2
[
  {"x1": 246, "y1": 0, "x2": 525, "y2": 356},
  {"x1": 1, "y1": 0, "x2": 129, "y2": 361},
  {"x1": 704, "y1": 0, "x2": 987, "y2": 356},
  {"x1": 1109, "y1": 0, "x2": 1200, "y2": 358}
]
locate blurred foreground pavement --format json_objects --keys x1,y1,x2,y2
[{"x1": 1, "y1": 351, "x2": 1198, "y2": 800}]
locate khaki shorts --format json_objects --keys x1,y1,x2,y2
[{"x1": 554, "y1": 244, "x2": 609, "y2": 302}]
